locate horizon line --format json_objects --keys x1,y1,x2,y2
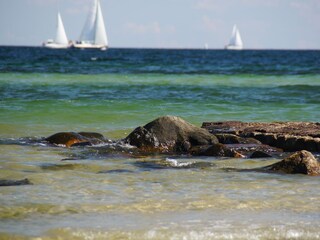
[{"x1": 0, "y1": 45, "x2": 319, "y2": 51}]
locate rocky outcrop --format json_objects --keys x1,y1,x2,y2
[
  {"x1": 46, "y1": 132, "x2": 108, "y2": 147},
  {"x1": 202, "y1": 121, "x2": 320, "y2": 152},
  {"x1": 265, "y1": 150, "x2": 320, "y2": 175},
  {"x1": 124, "y1": 116, "x2": 219, "y2": 153}
]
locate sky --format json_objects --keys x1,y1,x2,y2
[{"x1": 0, "y1": 0, "x2": 319, "y2": 49}]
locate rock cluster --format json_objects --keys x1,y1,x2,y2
[{"x1": 44, "y1": 116, "x2": 320, "y2": 175}]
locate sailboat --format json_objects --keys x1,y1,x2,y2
[
  {"x1": 43, "y1": 12, "x2": 71, "y2": 49},
  {"x1": 225, "y1": 25, "x2": 243, "y2": 50},
  {"x1": 73, "y1": 0, "x2": 108, "y2": 50}
]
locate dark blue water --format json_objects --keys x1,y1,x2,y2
[{"x1": 1, "y1": 47, "x2": 319, "y2": 75}]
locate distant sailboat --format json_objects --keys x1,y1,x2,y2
[
  {"x1": 43, "y1": 12, "x2": 71, "y2": 49},
  {"x1": 73, "y1": 0, "x2": 108, "y2": 50},
  {"x1": 225, "y1": 25, "x2": 243, "y2": 50}
]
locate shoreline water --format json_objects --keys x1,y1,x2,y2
[{"x1": 1, "y1": 47, "x2": 320, "y2": 239}]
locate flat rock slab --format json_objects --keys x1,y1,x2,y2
[{"x1": 202, "y1": 121, "x2": 320, "y2": 152}]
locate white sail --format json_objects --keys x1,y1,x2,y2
[
  {"x1": 43, "y1": 12, "x2": 70, "y2": 49},
  {"x1": 55, "y1": 12, "x2": 69, "y2": 45},
  {"x1": 94, "y1": 0, "x2": 108, "y2": 46},
  {"x1": 75, "y1": 0, "x2": 108, "y2": 49},
  {"x1": 79, "y1": 0, "x2": 98, "y2": 43},
  {"x1": 226, "y1": 25, "x2": 243, "y2": 50}
]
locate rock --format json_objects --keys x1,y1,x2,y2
[
  {"x1": 46, "y1": 132, "x2": 89, "y2": 147},
  {"x1": 215, "y1": 133, "x2": 261, "y2": 145},
  {"x1": 221, "y1": 144, "x2": 282, "y2": 158},
  {"x1": 124, "y1": 116, "x2": 219, "y2": 153},
  {"x1": 191, "y1": 144, "x2": 244, "y2": 158},
  {"x1": 78, "y1": 132, "x2": 105, "y2": 141},
  {"x1": 46, "y1": 132, "x2": 107, "y2": 147},
  {"x1": 250, "y1": 150, "x2": 272, "y2": 158},
  {"x1": 0, "y1": 178, "x2": 32, "y2": 187},
  {"x1": 266, "y1": 150, "x2": 320, "y2": 175},
  {"x1": 202, "y1": 121, "x2": 320, "y2": 152}
]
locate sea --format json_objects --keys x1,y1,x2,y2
[{"x1": 0, "y1": 47, "x2": 320, "y2": 239}]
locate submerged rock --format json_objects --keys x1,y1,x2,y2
[
  {"x1": 265, "y1": 150, "x2": 320, "y2": 175},
  {"x1": 124, "y1": 116, "x2": 219, "y2": 153},
  {"x1": 0, "y1": 178, "x2": 32, "y2": 187}
]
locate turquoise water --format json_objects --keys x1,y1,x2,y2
[
  {"x1": 0, "y1": 47, "x2": 320, "y2": 239},
  {"x1": 1, "y1": 72, "x2": 319, "y2": 138}
]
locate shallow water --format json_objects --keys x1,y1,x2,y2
[{"x1": 0, "y1": 47, "x2": 320, "y2": 239}]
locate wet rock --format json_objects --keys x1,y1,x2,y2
[
  {"x1": 250, "y1": 150, "x2": 272, "y2": 158},
  {"x1": 0, "y1": 178, "x2": 32, "y2": 187},
  {"x1": 215, "y1": 133, "x2": 261, "y2": 145},
  {"x1": 78, "y1": 132, "x2": 105, "y2": 140},
  {"x1": 191, "y1": 144, "x2": 243, "y2": 158},
  {"x1": 202, "y1": 121, "x2": 320, "y2": 152},
  {"x1": 223, "y1": 144, "x2": 282, "y2": 158},
  {"x1": 46, "y1": 132, "x2": 107, "y2": 147},
  {"x1": 265, "y1": 150, "x2": 320, "y2": 175},
  {"x1": 46, "y1": 132, "x2": 89, "y2": 147},
  {"x1": 124, "y1": 116, "x2": 218, "y2": 153},
  {"x1": 70, "y1": 141, "x2": 93, "y2": 147}
]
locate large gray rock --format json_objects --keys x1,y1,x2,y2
[
  {"x1": 266, "y1": 150, "x2": 320, "y2": 175},
  {"x1": 124, "y1": 116, "x2": 219, "y2": 153}
]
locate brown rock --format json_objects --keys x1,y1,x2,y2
[
  {"x1": 202, "y1": 121, "x2": 320, "y2": 152},
  {"x1": 266, "y1": 150, "x2": 320, "y2": 175},
  {"x1": 215, "y1": 133, "x2": 261, "y2": 144},
  {"x1": 191, "y1": 144, "x2": 244, "y2": 158},
  {"x1": 78, "y1": 132, "x2": 105, "y2": 140},
  {"x1": 46, "y1": 132, "x2": 108, "y2": 147},
  {"x1": 46, "y1": 132, "x2": 89, "y2": 147},
  {"x1": 124, "y1": 116, "x2": 218, "y2": 153}
]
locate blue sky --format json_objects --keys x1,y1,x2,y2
[{"x1": 0, "y1": 0, "x2": 319, "y2": 49}]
